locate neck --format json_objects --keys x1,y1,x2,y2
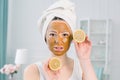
[{"x1": 51, "y1": 53, "x2": 71, "y2": 66}]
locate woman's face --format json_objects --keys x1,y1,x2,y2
[{"x1": 46, "y1": 20, "x2": 73, "y2": 56}]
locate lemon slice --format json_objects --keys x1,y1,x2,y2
[
  {"x1": 49, "y1": 57, "x2": 62, "y2": 71},
  {"x1": 73, "y1": 29, "x2": 86, "y2": 43}
]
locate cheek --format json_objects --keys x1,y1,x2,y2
[
  {"x1": 63, "y1": 38, "x2": 67, "y2": 43},
  {"x1": 63, "y1": 38, "x2": 71, "y2": 46},
  {"x1": 47, "y1": 37, "x2": 54, "y2": 46}
]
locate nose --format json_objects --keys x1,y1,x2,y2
[{"x1": 54, "y1": 36, "x2": 63, "y2": 45}]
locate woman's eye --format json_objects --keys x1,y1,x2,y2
[
  {"x1": 62, "y1": 33, "x2": 69, "y2": 37},
  {"x1": 49, "y1": 33, "x2": 56, "y2": 37}
]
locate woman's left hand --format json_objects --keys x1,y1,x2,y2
[{"x1": 73, "y1": 36, "x2": 92, "y2": 60}]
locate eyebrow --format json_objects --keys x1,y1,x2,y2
[
  {"x1": 49, "y1": 30, "x2": 57, "y2": 33},
  {"x1": 49, "y1": 30, "x2": 70, "y2": 34},
  {"x1": 62, "y1": 31, "x2": 70, "y2": 34}
]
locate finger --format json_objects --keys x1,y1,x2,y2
[
  {"x1": 85, "y1": 36, "x2": 91, "y2": 44},
  {"x1": 85, "y1": 36, "x2": 89, "y2": 42},
  {"x1": 73, "y1": 40, "x2": 79, "y2": 50},
  {"x1": 44, "y1": 59, "x2": 51, "y2": 72},
  {"x1": 44, "y1": 62, "x2": 48, "y2": 72},
  {"x1": 86, "y1": 37, "x2": 92, "y2": 46}
]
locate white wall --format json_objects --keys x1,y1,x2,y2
[{"x1": 7, "y1": 0, "x2": 120, "y2": 80}]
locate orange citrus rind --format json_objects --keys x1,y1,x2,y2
[
  {"x1": 49, "y1": 57, "x2": 62, "y2": 71},
  {"x1": 73, "y1": 29, "x2": 86, "y2": 43}
]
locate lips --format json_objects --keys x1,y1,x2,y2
[{"x1": 54, "y1": 46, "x2": 64, "y2": 51}]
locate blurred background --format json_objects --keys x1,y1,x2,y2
[{"x1": 0, "y1": 0, "x2": 120, "y2": 80}]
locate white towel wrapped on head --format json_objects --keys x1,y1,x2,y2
[{"x1": 38, "y1": 0, "x2": 76, "y2": 40}]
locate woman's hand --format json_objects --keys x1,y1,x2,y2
[
  {"x1": 73, "y1": 36, "x2": 92, "y2": 60},
  {"x1": 43, "y1": 60, "x2": 60, "y2": 80}
]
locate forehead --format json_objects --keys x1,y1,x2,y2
[{"x1": 47, "y1": 20, "x2": 71, "y2": 32}]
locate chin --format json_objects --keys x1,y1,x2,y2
[{"x1": 54, "y1": 52, "x2": 65, "y2": 56}]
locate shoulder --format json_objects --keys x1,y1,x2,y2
[{"x1": 24, "y1": 64, "x2": 40, "y2": 80}]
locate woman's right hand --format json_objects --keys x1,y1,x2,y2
[{"x1": 43, "y1": 60, "x2": 60, "y2": 80}]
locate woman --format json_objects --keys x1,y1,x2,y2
[{"x1": 24, "y1": 0, "x2": 98, "y2": 80}]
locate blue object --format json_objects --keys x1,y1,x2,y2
[
  {"x1": 94, "y1": 66, "x2": 104, "y2": 80},
  {"x1": 0, "y1": 0, "x2": 8, "y2": 80}
]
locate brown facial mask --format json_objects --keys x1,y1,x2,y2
[{"x1": 46, "y1": 20, "x2": 73, "y2": 56}]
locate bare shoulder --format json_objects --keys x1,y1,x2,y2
[{"x1": 24, "y1": 64, "x2": 40, "y2": 80}]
